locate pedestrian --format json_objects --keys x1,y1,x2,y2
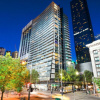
[
  {"x1": 89, "y1": 89, "x2": 90, "y2": 95},
  {"x1": 73, "y1": 86, "x2": 75, "y2": 93},
  {"x1": 86, "y1": 90, "x2": 88, "y2": 95},
  {"x1": 18, "y1": 93, "x2": 21, "y2": 97}
]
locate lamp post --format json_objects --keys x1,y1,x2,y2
[
  {"x1": 92, "y1": 77, "x2": 95, "y2": 94},
  {"x1": 84, "y1": 73, "x2": 87, "y2": 91},
  {"x1": 28, "y1": 65, "x2": 32, "y2": 100},
  {"x1": 60, "y1": 73, "x2": 63, "y2": 100},
  {"x1": 72, "y1": 71, "x2": 79, "y2": 100},
  {"x1": 47, "y1": 77, "x2": 49, "y2": 91},
  {"x1": 21, "y1": 61, "x2": 31, "y2": 100}
]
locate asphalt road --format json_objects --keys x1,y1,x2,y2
[
  {"x1": 39, "y1": 90, "x2": 100, "y2": 100},
  {"x1": 1, "y1": 90, "x2": 100, "y2": 100},
  {"x1": 59, "y1": 91, "x2": 100, "y2": 100}
]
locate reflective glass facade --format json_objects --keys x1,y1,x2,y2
[
  {"x1": 19, "y1": 2, "x2": 71, "y2": 81},
  {"x1": 70, "y1": 0, "x2": 94, "y2": 64}
]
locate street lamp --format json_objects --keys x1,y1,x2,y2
[
  {"x1": 67, "y1": 61, "x2": 71, "y2": 65},
  {"x1": 76, "y1": 72, "x2": 79, "y2": 75},
  {"x1": 84, "y1": 73, "x2": 87, "y2": 91},
  {"x1": 60, "y1": 73, "x2": 63, "y2": 100},
  {"x1": 92, "y1": 77, "x2": 95, "y2": 94},
  {"x1": 21, "y1": 61, "x2": 26, "y2": 66},
  {"x1": 28, "y1": 65, "x2": 32, "y2": 100},
  {"x1": 72, "y1": 71, "x2": 79, "y2": 100},
  {"x1": 66, "y1": 61, "x2": 71, "y2": 71}
]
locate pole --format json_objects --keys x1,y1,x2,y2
[
  {"x1": 28, "y1": 84, "x2": 31, "y2": 100},
  {"x1": 73, "y1": 85, "x2": 75, "y2": 100},
  {"x1": 61, "y1": 69, "x2": 63, "y2": 100},
  {"x1": 92, "y1": 77, "x2": 95, "y2": 94},
  {"x1": 84, "y1": 73, "x2": 87, "y2": 90},
  {"x1": 74, "y1": 90, "x2": 75, "y2": 100},
  {"x1": 47, "y1": 79, "x2": 48, "y2": 91},
  {"x1": 28, "y1": 66, "x2": 32, "y2": 100},
  {"x1": 51, "y1": 84, "x2": 52, "y2": 100},
  {"x1": 85, "y1": 77, "x2": 87, "y2": 90}
]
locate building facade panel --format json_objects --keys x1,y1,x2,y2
[{"x1": 86, "y1": 40, "x2": 100, "y2": 77}]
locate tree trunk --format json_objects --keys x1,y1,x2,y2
[
  {"x1": 28, "y1": 85, "x2": 31, "y2": 100},
  {"x1": 1, "y1": 91, "x2": 4, "y2": 100}
]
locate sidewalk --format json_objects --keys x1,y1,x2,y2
[
  {"x1": 90, "y1": 93, "x2": 100, "y2": 99},
  {"x1": 1, "y1": 91, "x2": 52, "y2": 100}
]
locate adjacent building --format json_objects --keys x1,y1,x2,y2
[
  {"x1": 95, "y1": 34, "x2": 100, "y2": 40},
  {"x1": 86, "y1": 40, "x2": 100, "y2": 77},
  {"x1": 70, "y1": 0, "x2": 94, "y2": 64},
  {"x1": 0, "y1": 47, "x2": 5, "y2": 56},
  {"x1": 12, "y1": 51, "x2": 18, "y2": 58},
  {"x1": 6, "y1": 51, "x2": 11, "y2": 55},
  {"x1": 19, "y1": 2, "x2": 71, "y2": 81}
]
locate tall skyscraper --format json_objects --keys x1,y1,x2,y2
[
  {"x1": 19, "y1": 2, "x2": 71, "y2": 81},
  {"x1": 0, "y1": 47, "x2": 5, "y2": 56},
  {"x1": 12, "y1": 51, "x2": 18, "y2": 58},
  {"x1": 70, "y1": 0, "x2": 94, "y2": 64}
]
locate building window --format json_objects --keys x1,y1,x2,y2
[
  {"x1": 96, "y1": 64, "x2": 100, "y2": 68},
  {"x1": 94, "y1": 57, "x2": 99, "y2": 62},
  {"x1": 93, "y1": 50, "x2": 98, "y2": 54}
]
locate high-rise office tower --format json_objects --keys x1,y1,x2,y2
[
  {"x1": 70, "y1": 0, "x2": 94, "y2": 64},
  {"x1": 19, "y1": 2, "x2": 71, "y2": 81},
  {"x1": 12, "y1": 51, "x2": 18, "y2": 58},
  {"x1": 0, "y1": 47, "x2": 5, "y2": 56}
]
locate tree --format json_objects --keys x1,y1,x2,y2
[
  {"x1": 84, "y1": 70, "x2": 93, "y2": 83},
  {"x1": 67, "y1": 66, "x2": 80, "y2": 82},
  {"x1": 55, "y1": 67, "x2": 80, "y2": 83},
  {"x1": 55, "y1": 72, "x2": 60, "y2": 82},
  {"x1": 30, "y1": 69, "x2": 39, "y2": 84},
  {"x1": 0, "y1": 53, "x2": 29, "y2": 100},
  {"x1": 94, "y1": 78, "x2": 100, "y2": 89}
]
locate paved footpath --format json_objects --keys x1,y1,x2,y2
[
  {"x1": 64, "y1": 91, "x2": 100, "y2": 100},
  {"x1": 38, "y1": 90, "x2": 100, "y2": 100}
]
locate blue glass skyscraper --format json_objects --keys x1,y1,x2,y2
[
  {"x1": 19, "y1": 2, "x2": 71, "y2": 81},
  {"x1": 70, "y1": 0, "x2": 94, "y2": 64}
]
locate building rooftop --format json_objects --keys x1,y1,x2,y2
[{"x1": 86, "y1": 39, "x2": 100, "y2": 48}]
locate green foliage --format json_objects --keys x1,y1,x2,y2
[
  {"x1": 55, "y1": 66, "x2": 80, "y2": 83},
  {"x1": 67, "y1": 66, "x2": 80, "y2": 82},
  {"x1": 0, "y1": 53, "x2": 29, "y2": 99},
  {"x1": 31, "y1": 69, "x2": 39, "y2": 84},
  {"x1": 84, "y1": 70, "x2": 92, "y2": 83},
  {"x1": 94, "y1": 78, "x2": 100, "y2": 89},
  {"x1": 17, "y1": 87, "x2": 22, "y2": 93}
]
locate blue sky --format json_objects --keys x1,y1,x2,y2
[{"x1": 0, "y1": 0, "x2": 100, "y2": 62}]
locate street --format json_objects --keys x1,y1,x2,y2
[
  {"x1": 1, "y1": 91, "x2": 100, "y2": 100},
  {"x1": 63, "y1": 91, "x2": 100, "y2": 100},
  {"x1": 41, "y1": 91, "x2": 100, "y2": 100}
]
